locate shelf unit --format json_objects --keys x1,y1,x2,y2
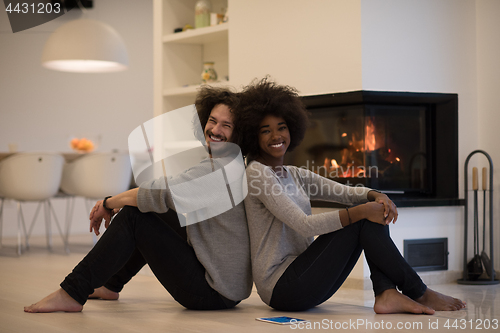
[
  {"x1": 155, "y1": 0, "x2": 230, "y2": 115},
  {"x1": 162, "y1": 23, "x2": 228, "y2": 44}
]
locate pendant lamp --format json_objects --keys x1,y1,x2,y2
[{"x1": 41, "y1": 18, "x2": 128, "y2": 73}]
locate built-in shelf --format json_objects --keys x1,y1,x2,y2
[
  {"x1": 163, "y1": 23, "x2": 228, "y2": 45},
  {"x1": 163, "y1": 85, "x2": 200, "y2": 97},
  {"x1": 158, "y1": 0, "x2": 230, "y2": 113},
  {"x1": 163, "y1": 81, "x2": 233, "y2": 98}
]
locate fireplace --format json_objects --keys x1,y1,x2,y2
[{"x1": 284, "y1": 91, "x2": 460, "y2": 207}]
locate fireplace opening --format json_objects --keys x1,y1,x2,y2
[{"x1": 284, "y1": 91, "x2": 460, "y2": 207}]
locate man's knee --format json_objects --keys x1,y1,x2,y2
[{"x1": 117, "y1": 205, "x2": 141, "y2": 217}]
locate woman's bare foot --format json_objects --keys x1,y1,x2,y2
[
  {"x1": 88, "y1": 286, "x2": 119, "y2": 300},
  {"x1": 24, "y1": 288, "x2": 83, "y2": 313},
  {"x1": 416, "y1": 288, "x2": 466, "y2": 311},
  {"x1": 374, "y1": 289, "x2": 435, "y2": 314}
]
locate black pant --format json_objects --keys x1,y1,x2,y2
[
  {"x1": 269, "y1": 220, "x2": 427, "y2": 311},
  {"x1": 60, "y1": 206, "x2": 238, "y2": 310},
  {"x1": 103, "y1": 210, "x2": 186, "y2": 293}
]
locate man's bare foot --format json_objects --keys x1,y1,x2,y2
[
  {"x1": 416, "y1": 288, "x2": 466, "y2": 311},
  {"x1": 24, "y1": 288, "x2": 83, "y2": 313},
  {"x1": 88, "y1": 286, "x2": 119, "y2": 300},
  {"x1": 374, "y1": 289, "x2": 435, "y2": 315}
]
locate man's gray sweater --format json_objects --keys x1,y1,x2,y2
[{"x1": 136, "y1": 157, "x2": 252, "y2": 302}]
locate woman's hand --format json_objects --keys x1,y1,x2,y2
[
  {"x1": 361, "y1": 202, "x2": 388, "y2": 225},
  {"x1": 367, "y1": 191, "x2": 398, "y2": 225},
  {"x1": 89, "y1": 200, "x2": 116, "y2": 236}
]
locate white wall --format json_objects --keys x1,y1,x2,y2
[
  {"x1": 360, "y1": 0, "x2": 478, "y2": 275},
  {"x1": 476, "y1": 0, "x2": 500, "y2": 273},
  {"x1": 0, "y1": 0, "x2": 153, "y2": 237},
  {"x1": 230, "y1": 0, "x2": 363, "y2": 94}
]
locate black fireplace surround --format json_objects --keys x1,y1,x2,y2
[{"x1": 284, "y1": 90, "x2": 461, "y2": 208}]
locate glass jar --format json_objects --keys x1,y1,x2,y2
[{"x1": 195, "y1": 0, "x2": 211, "y2": 29}]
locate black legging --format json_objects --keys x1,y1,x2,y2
[
  {"x1": 269, "y1": 219, "x2": 427, "y2": 311},
  {"x1": 60, "y1": 206, "x2": 238, "y2": 310}
]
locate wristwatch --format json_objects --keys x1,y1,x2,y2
[{"x1": 103, "y1": 196, "x2": 112, "y2": 211}]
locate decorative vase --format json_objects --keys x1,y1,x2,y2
[
  {"x1": 201, "y1": 62, "x2": 218, "y2": 83},
  {"x1": 195, "y1": 0, "x2": 211, "y2": 29}
]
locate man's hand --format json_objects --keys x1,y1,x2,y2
[
  {"x1": 88, "y1": 189, "x2": 138, "y2": 235},
  {"x1": 89, "y1": 200, "x2": 113, "y2": 236}
]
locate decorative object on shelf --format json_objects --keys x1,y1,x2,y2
[
  {"x1": 183, "y1": 24, "x2": 194, "y2": 31},
  {"x1": 210, "y1": 13, "x2": 224, "y2": 26},
  {"x1": 201, "y1": 62, "x2": 218, "y2": 83},
  {"x1": 210, "y1": 13, "x2": 218, "y2": 26},
  {"x1": 195, "y1": 0, "x2": 212, "y2": 29},
  {"x1": 458, "y1": 150, "x2": 499, "y2": 285},
  {"x1": 41, "y1": 19, "x2": 128, "y2": 73}
]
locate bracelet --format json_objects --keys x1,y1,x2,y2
[
  {"x1": 345, "y1": 207, "x2": 352, "y2": 225},
  {"x1": 103, "y1": 196, "x2": 112, "y2": 211}
]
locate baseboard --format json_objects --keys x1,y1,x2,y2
[
  {"x1": 138, "y1": 266, "x2": 498, "y2": 291},
  {"x1": 341, "y1": 277, "x2": 373, "y2": 290},
  {"x1": 417, "y1": 270, "x2": 464, "y2": 286},
  {"x1": 343, "y1": 270, "x2": 465, "y2": 290}
]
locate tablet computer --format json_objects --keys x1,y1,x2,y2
[{"x1": 256, "y1": 316, "x2": 308, "y2": 325}]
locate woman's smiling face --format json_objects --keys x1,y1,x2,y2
[{"x1": 257, "y1": 115, "x2": 290, "y2": 164}]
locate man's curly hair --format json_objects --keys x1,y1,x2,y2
[
  {"x1": 193, "y1": 85, "x2": 240, "y2": 144},
  {"x1": 236, "y1": 77, "x2": 309, "y2": 158}
]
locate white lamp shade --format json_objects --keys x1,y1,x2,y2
[{"x1": 41, "y1": 19, "x2": 129, "y2": 73}]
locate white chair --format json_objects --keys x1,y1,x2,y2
[
  {"x1": 60, "y1": 152, "x2": 132, "y2": 244},
  {"x1": 0, "y1": 152, "x2": 65, "y2": 255}
]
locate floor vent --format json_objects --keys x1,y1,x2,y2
[{"x1": 404, "y1": 238, "x2": 448, "y2": 272}]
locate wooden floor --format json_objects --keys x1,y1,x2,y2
[{"x1": 1, "y1": 235, "x2": 499, "y2": 332}]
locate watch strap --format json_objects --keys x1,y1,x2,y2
[{"x1": 103, "y1": 196, "x2": 112, "y2": 211}]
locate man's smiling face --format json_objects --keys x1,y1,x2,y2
[{"x1": 204, "y1": 104, "x2": 234, "y2": 147}]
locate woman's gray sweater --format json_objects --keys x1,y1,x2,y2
[{"x1": 244, "y1": 161, "x2": 371, "y2": 305}]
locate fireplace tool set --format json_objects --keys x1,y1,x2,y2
[{"x1": 458, "y1": 150, "x2": 499, "y2": 285}]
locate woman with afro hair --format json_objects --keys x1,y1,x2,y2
[{"x1": 238, "y1": 77, "x2": 465, "y2": 314}]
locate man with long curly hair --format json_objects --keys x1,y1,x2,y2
[{"x1": 25, "y1": 86, "x2": 252, "y2": 313}]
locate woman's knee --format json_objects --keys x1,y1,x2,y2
[{"x1": 178, "y1": 296, "x2": 239, "y2": 310}]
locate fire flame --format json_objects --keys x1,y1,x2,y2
[
  {"x1": 364, "y1": 118, "x2": 377, "y2": 151},
  {"x1": 318, "y1": 116, "x2": 400, "y2": 179}
]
